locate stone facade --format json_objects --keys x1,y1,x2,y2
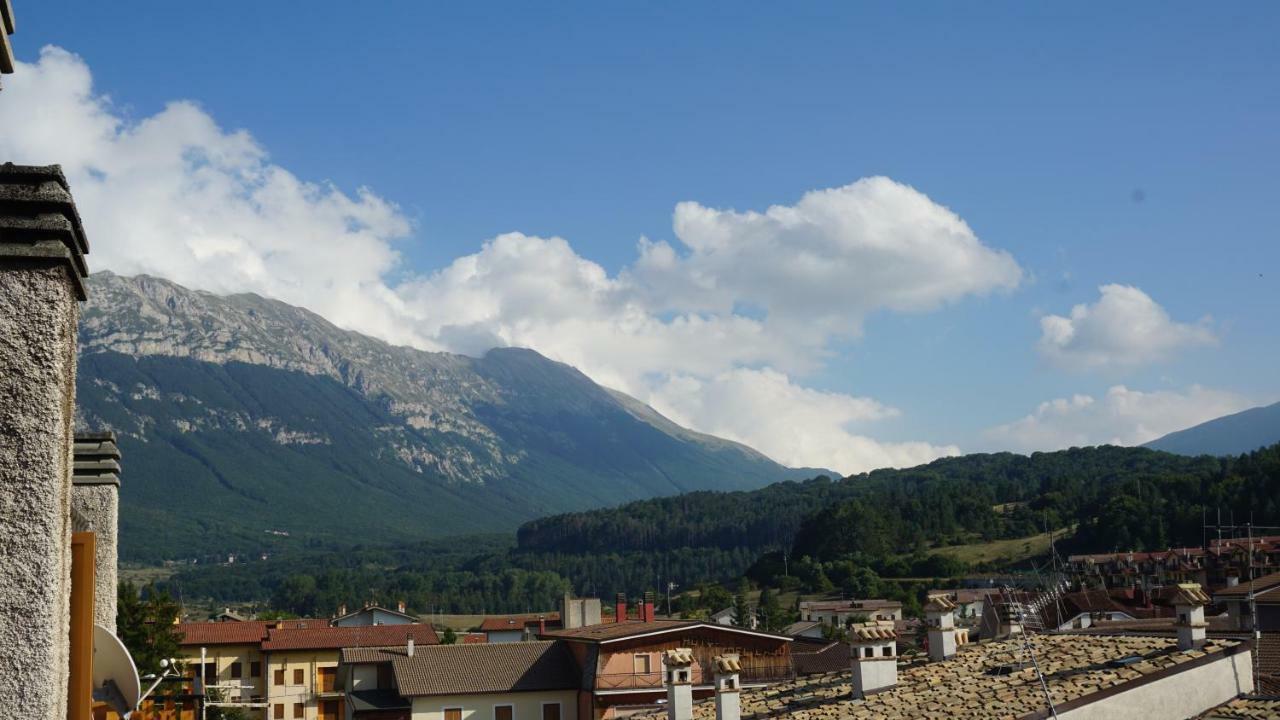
[
  {"x1": 0, "y1": 163, "x2": 91, "y2": 719},
  {"x1": 72, "y1": 432, "x2": 121, "y2": 632}
]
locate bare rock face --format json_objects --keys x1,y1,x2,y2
[{"x1": 76, "y1": 272, "x2": 797, "y2": 562}]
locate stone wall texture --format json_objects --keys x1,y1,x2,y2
[
  {"x1": 71, "y1": 483, "x2": 118, "y2": 631},
  {"x1": 0, "y1": 263, "x2": 79, "y2": 720}
]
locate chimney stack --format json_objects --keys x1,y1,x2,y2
[
  {"x1": 713, "y1": 654, "x2": 742, "y2": 720},
  {"x1": 849, "y1": 622, "x2": 898, "y2": 698},
  {"x1": 663, "y1": 648, "x2": 695, "y2": 720},
  {"x1": 644, "y1": 591, "x2": 656, "y2": 623},
  {"x1": 1172, "y1": 583, "x2": 1210, "y2": 651},
  {"x1": 407, "y1": 637, "x2": 415, "y2": 657},
  {"x1": 615, "y1": 593, "x2": 627, "y2": 623},
  {"x1": 398, "y1": 599, "x2": 407, "y2": 614},
  {"x1": 923, "y1": 595, "x2": 957, "y2": 662},
  {"x1": 538, "y1": 617, "x2": 547, "y2": 636},
  {"x1": 338, "y1": 603, "x2": 347, "y2": 617},
  {"x1": 0, "y1": 163, "x2": 91, "y2": 720},
  {"x1": 71, "y1": 432, "x2": 121, "y2": 633},
  {"x1": 1226, "y1": 569, "x2": 1240, "y2": 588}
]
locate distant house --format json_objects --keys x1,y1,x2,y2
[
  {"x1": 798, "y1": 599, "x2": 902, "y2": 626},
  {"x1": 333, "y1": 602, "x2": 417, "y2": 627},
  {"x1": 339, "y1": 641, "x2": 581, "y2": 720},
  {"x1": 926, "y1": 588, "x2": 1002, "y2": 621},
  {"x1": 709, "y1": 606, "x2": 757, "y2": 629},
  {"x1": 479, "y1": 613, "x2": 563, "y2": 643}
]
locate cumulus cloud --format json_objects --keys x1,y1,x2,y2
[
  {"x1": 1038, "y1": 284, "x2": 1216, "y2": 371},
  {"x1": 649, "y1": 369, "x2": 960, "y2": 471},
  {"x1": 984, "y1": 385, "x2": 1254, "y2": 452},
  {"x1": 0, "y1": 47, "x2": 1024, "y2": 473}
]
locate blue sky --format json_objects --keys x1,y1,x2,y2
[{"x1": 4, "y1": 2, "x2": 1278, "y2": 471}]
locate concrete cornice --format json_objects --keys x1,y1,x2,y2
[{"x1": 0, "y1": 164, "x2": 90, "y2": 300}]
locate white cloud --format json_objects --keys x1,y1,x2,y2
[
  {"x1": 984, "y1": 385, "x2": 1254, "y2": 452},
  {"x1": 1038, "y1": 284, "x2": 1216, "y2": 371},
  {"x1": 649, "y1": 369, "x2": 960, "y2": 471},
  {"x1": 0, "y1": 47, "x2": 1024, "y2": 474}
]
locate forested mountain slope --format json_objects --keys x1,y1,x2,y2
[{"x1": 76, "y1": 272, "x2": 810, "y2": 561}]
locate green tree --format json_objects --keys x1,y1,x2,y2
[
  {"x1": 117, "y1": 581, "x2": 182, "y2": 675},
  {"x1": 441, "y1": 627, "x2": 458, "y2": 645},
  {"x1": 732, "y1": 578, "x2": 753, "y2": 627},
  {"x1": 758, "y1": 588, "x2": 785, "y2": 632}
]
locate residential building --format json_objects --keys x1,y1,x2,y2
[
  {"x1": 177, "y1": 619, "x2": 440, "y2": 719},
  {"x1": 538, "y1": 614, "x2": 793, "y2": 720},
  {"x1": 1213, "y1": 570, "x2": 1280, "y2": 632},
  {"x1": 797, "y1": 599, "x2": 903, "y2": 626},
  {"x1": 708, "y1": 607, "x2": 755, "y2": 629},
  {"x1": 480, "y1": 613, "x2": 563, "y2": 643},
  {"x1": 925, "y1": 588, "x2": 1001, "y2": 621},
  {"x1": 333, "y1": 603, "x2": 418, "y2": 627},
  {"x1": 781, "y1": 620, "x2": 824, "y2": 639},
  {"x1": 391, "y1": 641, "x2": 580, "y2": 720}
]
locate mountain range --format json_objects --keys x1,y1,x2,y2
[
  {"x1": 1144, "y1": 400, "x2": 1280, "y2": 457},
  {"x1": 75, "y1": 273, "x2": 814, "y2": 562}
]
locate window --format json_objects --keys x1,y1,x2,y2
[
  {"x1": 273, "y1": 705, "x2": 284, "y2": 720},
  {"x1": 293, "y1": 668, "x2": 305, "y2": 685},
  {"x1": 376, "y1": 663, "x2": 394, "y2": 689},
  {"x1": 542, "y1": 702, "x2": 561, "y2": 720},
  {"x1": 251, "y1": 661, "x2": 262, "y2": 677},
  {"x1": 274, "y1": 669, "x2": 285, "y2": 685},
  {"x1": 203, "y1": 662, "x2": 216, "y2": 683},
  {"x1": 495, "y1": 705, "x2": 514, "y2": 720},
  {"x1": 633, "y1": 653, "x2": 651, "y2": 674},
  {"x1": 882, "y1": 646, "x2": 893, "y2": 657},
  {"x1": 863, "y1": 647, "x2": 873, "y2": 658},
  {"x1": 445, "y1": 708, "x2": 463, "y2": 720},
  {"x1": 230, "y1": 662, "x2": 242, "y2": 679},
  {"x1": 293, "y1": 702, "x2": 304, "y2": 718},
  {"x1": 320, "y1": 700, "x2": 339, "y2": 720}
]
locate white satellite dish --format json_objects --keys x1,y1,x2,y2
[{"x1": 92, "y1": 624, "x2": 141, "y2": 716}]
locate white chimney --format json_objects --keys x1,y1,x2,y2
[
  {"x1": 713, "y1": 654, "x2": 741, "y2": 720},
  {"x1": 407, "y1": 638, "x2": 415, "y2": 657},
  {"x1": 1173, "y1": 583, "x2": 1209, "y2": 651},
  {"x1": 924, "y1": 595, "x2": 958, "y2": 662},
  {"x1": 663, "y1": 648, "x2": 695, "y2": 720},
  {"x1": 849, "y1": 622, "x2": 897, "y2": 698}
]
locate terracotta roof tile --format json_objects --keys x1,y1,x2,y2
[
  {"x1": 391, "y1": 640, "x2": 580, "y2": 696},
  {"x1": 177, "y1": 619, "x2": 311, "y2": 646},
  {"x1": 262, "y1": 624, "x2": 438, "y2": 651},
  {"x1": 635, "y1": 634, "x2": 1244, "y2": 720},
  {"x1": 478, "y1": 613, "x2": 561, "y2": 632},
  {"x1": 1214, "y1": 571, "x2": 1280, "y2": 599}
]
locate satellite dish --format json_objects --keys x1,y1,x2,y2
[{"x1": 92, "y1": 624, "x2": 141, "y2": 716}]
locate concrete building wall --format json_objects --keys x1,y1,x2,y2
[
  {"x1": 0, "y1": 263, "x2": 80, "y2": 720},
  {"x1": 265, "y1": 649, "x2": 342, "y2": 720},
  {"x1": 1057, "y1": 649, "x2": 1254, "y2": 720},
  {"x1": 410, "y1": 689, "x2": 578, "y2": 720},
  {"x1": 71, "y1": 482, "x2": 118, "y2": 630}
]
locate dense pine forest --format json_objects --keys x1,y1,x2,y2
[{"x1": 162, "y1": 443, "x2": 1280, "y2": 617}]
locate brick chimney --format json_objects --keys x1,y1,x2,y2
[
  {"x1": 538, "y1": 617, "x2": 547, "y2": 636},
  {"x1": 1172, "y1": 583, "x2": 1210, "y2": 651},
  {"x1": 615, "y1": 593, "x2": 627, "y2": 623},
  {"x1": 663, "y1": 648, "x2": 694, "y2": 720},
  {"x1": 849, "y1": 622, "x2": 898, "y2": 698},
  {"x1": 924, "y1": 595, "x2": 957, "y2": 662},
  {"x1": 71, "y1": 432, "x2": 120, "y2": 633},
  {"x1": 644, "y1": 591, "x2": 656, "y2": 623},
  {"x1": 0, "y1": 163, "x2": 91, "y2": 720},
  {"x1": 713, "y1": 654, "x2": 741, "y2": 720}
]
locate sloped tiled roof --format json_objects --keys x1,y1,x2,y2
[
  {"x1": 176, "y1": 619, "x2": 311, "y2": 646},
  {"x1": 340, "y1": 645, "x2": 410, "y2": 664},
  {"x1": 479, "y1": 613, "x2": 561, "y2": 632},
  {"x1": 539, "y1": 619, "x2": 791, "y2": 644},
  {"x1": 1199, "y1": 697, "x2": 1280, "y2": 719},
  {"x1": 333, "y1": 605, "x2": 418, "y2": 624},
  {"x1": 391, "y1": 640, "x2": 580, "y2": 697},
  {"x1": 1215, "y1": 571, "x2": 1280, "y2": 599},
  {"x1": 262, "y1": 623, "x2": 438, "y2": 651},
  {"x1": 634, "y1": 634, "x2": 1244, "y2": 720},
  {"x1": 792, "y1": 641, "x2": 850, "y2": 676}
]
